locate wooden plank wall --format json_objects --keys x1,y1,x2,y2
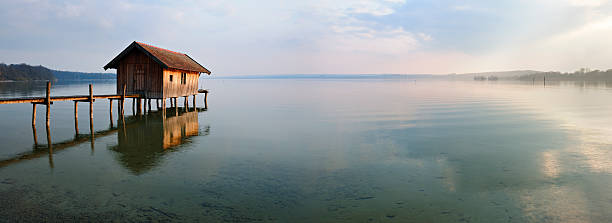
[
  {"x1": 117, "y1": 50, "x2": 164, "y2": 98},
  {"x1": 162, "y1": 68, "x2": 200, "y2": 98}
]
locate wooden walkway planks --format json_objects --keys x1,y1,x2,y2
[{"x1": 0, "y1": 94, "x2": 140, "y2": 104}]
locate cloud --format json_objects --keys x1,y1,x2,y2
[
  {"x1": 1, "y1": 0, "x2": 612, "y2": 74},
  {"x1": 567, "y1": 0, "x2": 608, "y2": 7},
  {"x1": 312, "y1": 0, "x2": 407, "y2": 17}
]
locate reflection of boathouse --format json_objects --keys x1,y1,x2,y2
[
  {"x1": 111, "y1": 111, "x2": 210, "y2": 174},
  {"x1": 0, "y1": 110, "x2": 210, "y2": 174}
]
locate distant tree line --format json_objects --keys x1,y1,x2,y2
[
  {"x1": 0, "y1": 63, "x2": 55, "y2": 81},
  {"x1": 473, "y1": 76, "x2": 498, "y2": 81},
  {"x1": 0, "y1": 63, "x2": 115, "y2": 81},
  {"x1": 52, "y1": 70, "x2": 115, "y2": 80},
  {"x1": 515, "y1": 68, "x2": 612, "y2": 81}
]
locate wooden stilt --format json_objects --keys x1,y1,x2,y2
[
  {"x1": 109, "y1": 100, "x2": 114, "y2": 128},
  {"x1": 32, "y1": 103, "x2": 37, "y2": 126},
  {"x1": 148, "y1": 99, "x2": 151, "y2": 112},
  {"x1": 204, "y1": 92, "x2": 208, "y2": 109},
  {"x1": 117, "y1": 102, "x2": 122, "y2": 120},
  {"x1": 184, "y1": 96, "x2": 188, "y2": 111},
  {"x1": 121, "y1": 84, "x2": 126, "y2": 117},
  {"x1": 174, "y1": 98, "x2": 178, "y2": 116},
  {"x1": 137, "y1": 98, "x2": 142, "y2": 115},
  {"x1": 32, "y1": 125, "x2": 38, "y2": 146},
  {"x1": 46, "y1": 82, "x2": 51, "y2": 127},
  {"x1": 162, "y1": 98, "x2": 166, "y2": 118},
  {"x1": 88, "y1": 84, "x2": 94, "y2": 152},
  {"x1": 132, "y1": 98, "x2": 135, "y2": 115},
  {"x1": 192, "y1": 95, "x2": 196, "y2": 111},
  {"x1": 74, "y1": 101, "x2": 79, "y2": 135},
  {"x1": 89, "y1": 84, "x2": 94, "y2": 125}
]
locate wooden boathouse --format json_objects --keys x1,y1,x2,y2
[
  {"x1": 103, "y1": 41, "x2": 211, "y2": 113},
  {"x1": 0, "y1": 41, "x2": 211, "y2": 132}
]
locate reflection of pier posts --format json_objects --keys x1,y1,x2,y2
[{"x1": 46, "y1": 121, "x2": 53, "y2": 168}]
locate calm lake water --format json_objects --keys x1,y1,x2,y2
[{"x1": 1, "y1": 79, "x2": 612, "y2": 222}]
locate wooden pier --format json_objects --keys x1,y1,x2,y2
[{"x1": 0, "y1": 82, "x2": 209, "y2": 128}]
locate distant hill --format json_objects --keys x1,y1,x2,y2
[
  {"x1": 0, "y1": 63, "x2": 55, "y2": 81},
  {"x1": 0, "y1": 63, "x2": 115, "y2": 81}
]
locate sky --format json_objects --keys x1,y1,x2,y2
[{"x1": 1, "y1": 0, "x2": 612, "y2": 75}]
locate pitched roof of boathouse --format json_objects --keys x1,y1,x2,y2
[{"x1": 104, "y1": 41, "x2": 211, "y2": 74}]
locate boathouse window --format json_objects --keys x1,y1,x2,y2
[
  {"x1": 181, "y1": 73, "x2": 186, "y2": 84},
  {"x1": 169, "y1": 75, "x2": 173, "y2": 82}
]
